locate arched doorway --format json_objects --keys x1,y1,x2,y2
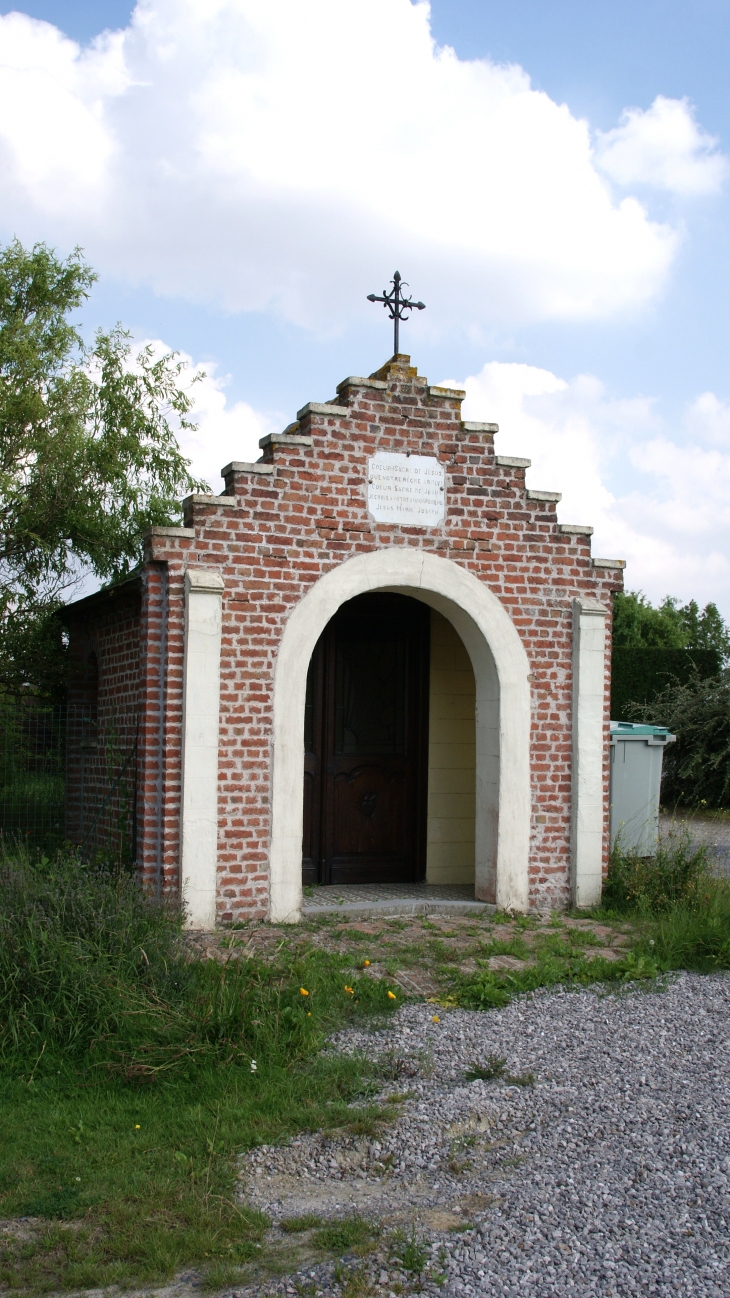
[
  {"x1": 302, "y1": 592, "x2": 430, "y2": 887},
  {"x1": 269, "y1": 550, "x2": 531, "y2": 922}
]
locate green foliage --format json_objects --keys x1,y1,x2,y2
[
  {"x1": 600, "y1": 833, "x2": 730, "y2": 972},
  {"x1": 0, "y1": 239, "x2": 206, "y2": 693},
  {"x1": 604, "y1": 830, "x2": 711, "y2": 912},
  {"x1": 610, "y1": 590, "x2": 729, "y2": 721},
  {"x1": 634, "y1": 671, "x2": 730, "y2": 807},
  {"x1": 610, "y1": 647, "x2": 721, "y2": 721},
  {"x1": 464, "y1": 1056, "x2": 534, "y2": 1086},
  {"x1": 0, "y1": 846, "x2": 184, "y2": 1056},
  {"x1": 612, "y1": 591, "x2": 730, "y2": 656}
]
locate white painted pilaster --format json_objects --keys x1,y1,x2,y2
[
  {"x1": 571, "y1": 597, "x2": 609, "y2": 908},
  {"x1": 180, "y1": 568, "x2": 224, "y2": 928}
]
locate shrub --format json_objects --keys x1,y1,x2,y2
[
  {"x1": 633, "y1": 671, "x2": 730, "y2": 807},
  {"x1": 610, "y1": 647, "x2": 721, "y2": 720}
]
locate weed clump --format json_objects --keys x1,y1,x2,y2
[
  {"x1": 603, "y1": 829, "x2": 711, "y2": 913},
  {"x1": 453, "y1": 947, "x2": 659, "y2": 1010},
  {"x1": 390, "y1": 1228, "x2": 429, "y2": 1275},
  {"x1": 601, "y1": 829, "x2": 730, "y2": 972},
  {"x1": 464, "y1": 1056, "x2": 534, "y2": 1086}
]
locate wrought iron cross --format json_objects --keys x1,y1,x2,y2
[{"x1": 367, "y1": 271, "x2": 425, "y2": 355}]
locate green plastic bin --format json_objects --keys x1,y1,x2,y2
[{"x1": 609, "y1": 721, "x2": 676, "y2": 856}]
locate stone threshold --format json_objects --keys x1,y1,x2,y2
[{"x1": 301, "y1": 883, "x2": 494, "y2": 921}]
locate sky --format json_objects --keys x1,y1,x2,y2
[{"x1": 2, "y1": 0, "x2": 730, "y2": 613}]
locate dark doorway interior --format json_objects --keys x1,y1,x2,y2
[{"x1": 302, "y1": 593, "x2": 429, "y2": 886}]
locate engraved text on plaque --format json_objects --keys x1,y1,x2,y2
[{"x1": 367, "y1": 453, "x2": 445, "y2": 527}]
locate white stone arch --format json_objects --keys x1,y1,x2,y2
[{"x1": 269, "y1": 550, "x2": 531, "y2": 922}]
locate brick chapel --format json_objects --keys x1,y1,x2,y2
[{"x1": 63, "y1": 353, "x2": 625, "y2": 927}]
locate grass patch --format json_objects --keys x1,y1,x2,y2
[
  {"x1": 280, "y1": 1214, "x2": 323, "y2": 1233},
  {"x1": 311, "y1": 1217, "x2": 377, "y2": 1254},
  {"x1": 477, "y1": 935, "x2": 530, "y2": 961},
  {"x1": 464, "y1": 1055, "x2": 509, "y2": 1082},
  {"x1": 453, "y1": 946, "x2": 659, "y2": 1009},
  {"x1": 453, "y1": 836, "x2": 730, "y2": 1009},
  {"x1": 0, "y1": 846, "x2": 396, "y2": 1292}
]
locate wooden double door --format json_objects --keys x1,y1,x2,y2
[{"x1": 302, "y1": 594, "x2": 429, "y2": 886}]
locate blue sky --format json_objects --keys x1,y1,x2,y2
[{"x1": 2, "y1": 1, "x2": 730, "y2": 612}]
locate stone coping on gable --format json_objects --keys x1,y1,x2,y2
[
  {"x1": 497, "y1": 455, "x2": 531, "y2": 468},
  {"x1": 184, "y1": 494, "x2": 237, "y2": 508},
  {"x1": 221, "y1": 461, "x2": 274, "y2": 476},
  {"x1": 258, "y1": 433, "x2": 313, "y2": 450},
  {"x1": 527, "y1": 489, "x2": 562, "y2": 502},
  {"x1": 428, "y1": 385, "x2": 466, "y2": 400},
  {"x1": 461, "y1": 421, "x2": 499, "y2": 434},
  {"x1": 336, "y1": 375, "x2": 388, "y2": 392},
  {"x1": 296, "y1": 401, "x2": 349, "y2": 420},
  {"x1": 145, "y1": 525, "x2": 197, "y2": 539}
]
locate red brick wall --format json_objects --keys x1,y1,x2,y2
[
  {"x1": 132, "y1": 355, "x2": 623, "y2": 920},
  {"x1": 63, "y1": 579, "x2": 141, "y2": 857}
]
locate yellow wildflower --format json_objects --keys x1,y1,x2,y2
[
  {"x1": 363, "y1": 960, "x2": 371, "y2": 967},
  {"x1": 432, "y1": 1016, "x2": 440, "y2": 1023},
  {"x1": 387, "y1": 990, "x2": 396, "y2": 1000},
  {"x1": 344, "y1": 986, "x2": 354, "y2": 995},
  {"x1": 299, "y1": 987, "x2": 309, "y2": 996}
]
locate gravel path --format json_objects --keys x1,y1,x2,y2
[{"x1": 237, "y1": 972, "x2": 730, "y2": 1297}]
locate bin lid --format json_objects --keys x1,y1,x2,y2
[{"x1": 610, "y1": 720, "x2": 675, "y2": 743}]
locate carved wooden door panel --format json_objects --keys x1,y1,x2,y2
[{"x1": 302, "y1": 594, "x2": 429, "y2": 886}]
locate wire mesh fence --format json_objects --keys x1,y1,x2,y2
[{"x1": 0, "y1": 698, "x2": 138, "y2": 864}]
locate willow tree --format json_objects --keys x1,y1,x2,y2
[{"x1": 0, "y1": 239, "x2": 205, "y2": 692}]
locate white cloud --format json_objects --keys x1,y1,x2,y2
[
  {"x1": 171, "y1": 352, "x2": 278, "y2": 491},
  {"x1": 684, "y1": 391, "x2": 730, "y2": 446},
  {"x1": 0, "y1": 1, "x2": 710, "y2": 329},
  {"x1": 134, "y1": 340, "x2": 277, "y2": 489},
  {"x1": 445, "y1": 360, "x2": 730, "y2": 617},
  {"x1": 596, "y1": 95, "x2": 728, "y2": 196},
  {"x1": 0, "y1": 12, "x2": 128, "y2": 215}
]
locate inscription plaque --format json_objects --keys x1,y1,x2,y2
[{"x1": 367, "y1": 452, "x2": 445, "y2": 527}]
